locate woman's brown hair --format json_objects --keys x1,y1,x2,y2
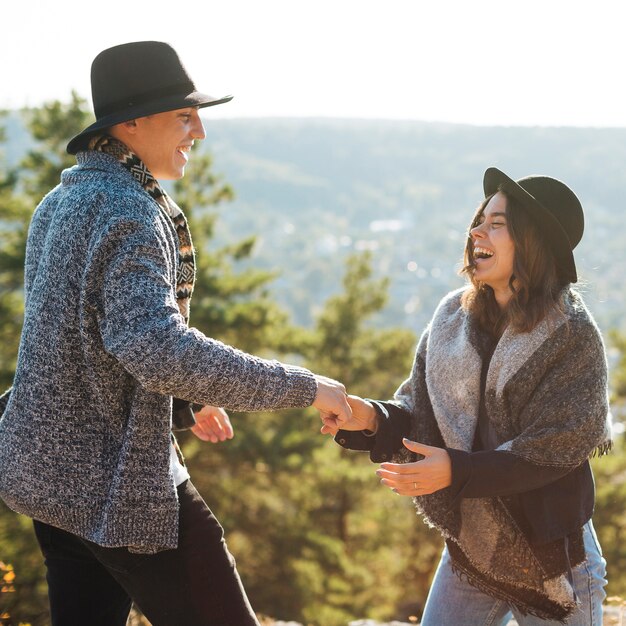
[{"x1": 460, "y1": 189, "x2": 566, "y2": 336}]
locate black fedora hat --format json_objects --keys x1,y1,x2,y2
[
  {"x1": 67, "y1": 41, "x2": 233, "y2": 154},
  {"x1": 483, "y1": 167, "x2": 584, "y2": 284}
]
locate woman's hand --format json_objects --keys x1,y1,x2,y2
[
  {"x1": 191, "y1": 405, "x2": 234, "y2": 443},
  {"x1": 376, "y1": 438, "x2": 452, "y2": 496},
  {"x1": 320, "y1": 395, "x2": 378, "y2": 436}
]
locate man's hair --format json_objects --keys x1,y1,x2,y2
[{"x1": 460, "y1": 189, "x2": 566, "y2": 336}]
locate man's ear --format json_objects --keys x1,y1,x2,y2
[
  {"x1": 120, "y1": 119, "x2": 138, "y2": 133},
  {"x1": 110, "y1": 119, "x2": 138, "y2": 139}
]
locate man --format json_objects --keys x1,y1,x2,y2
[{"x1": 0, "y1": 41, "x2": 350, "y2": 625}]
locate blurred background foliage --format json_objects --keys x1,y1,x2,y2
[{"x1": 0, "y1": 96, "x2": 625, "y2": 625}]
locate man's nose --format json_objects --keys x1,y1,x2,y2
[{"x1": 191, "y1": 111, "x2": 206, "y2": 140}]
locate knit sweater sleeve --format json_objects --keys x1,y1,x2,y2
[{"x1": 95, "y1": 210, "x2": 317, "y2": 411}]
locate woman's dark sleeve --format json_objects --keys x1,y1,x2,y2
[
  {"x1": 335, "y1": 400, "x2": 413, "y2": 463},
  {"x1": 448, "y1": 448, "x2": 577, "y2": 503}
]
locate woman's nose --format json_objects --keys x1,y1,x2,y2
[{"x1": 470, "y1": 224, "x2": 485, "y2": 239}]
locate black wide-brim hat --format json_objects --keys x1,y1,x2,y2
[
  {"x1": 67, "y1": 41, "x2": 233, "y2": 154},
  {"x1": 483, "y1": 167, "x2": 584, "y2": 284}
]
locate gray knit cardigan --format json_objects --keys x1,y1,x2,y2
[{"x1": 0, "y1": 151, "x2": 317, "y2": 553}]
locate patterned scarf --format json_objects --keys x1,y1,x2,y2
[{"x1": 88, "y1": 134, "x2": 196, "y2": 322}]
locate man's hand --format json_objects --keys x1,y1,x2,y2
[
  {"x1": 191, "y1": 405, "x2": 234, "y2": 443},
  {"x1": 320, "y1": 395, "x2": 377, "y2": 436},
  {"x1": 312, "y1": 375, "x2": 352, "y2": 432},
  {"x1": 376, "y1": 438, "x2": 452, "y2": 496}
]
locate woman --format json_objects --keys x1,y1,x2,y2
[{"x1": 323, "y1": 167, "x2": 611, "y2": 625}]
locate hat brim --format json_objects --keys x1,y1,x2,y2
[
  {"x1": 483, "y1": 167, "x2": 578, "y2": 283},
  {"x1": 66, "y1": 91, "x2": 233, "y2": 154}
]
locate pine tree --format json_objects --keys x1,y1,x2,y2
[
  {"x1": 0, "y1": 118, "x2": 30, "y2": 388},
  {"x1": 173, "y1": 150, "x2": 300, "y2": 354},
  {"x1": 19, "y1": 91, "x2": 93, "y2": 200},
  {"x1": 590, "y1": 330, "x2": 626, "y2": 601}
]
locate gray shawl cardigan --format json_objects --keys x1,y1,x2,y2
[
  {"x1": 0, "y1": 151, "x2": 317, "y2": 553},
  {"x1": 390, "y1": 287, "x2": 611, "y2": 619}
]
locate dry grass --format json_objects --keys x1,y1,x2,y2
[
  {"x1": 128, "y1": 601, "x2": 626, "y2": 626},
  {"x1": 604, "y1": 597, "x2": 626, "y2": 625}
]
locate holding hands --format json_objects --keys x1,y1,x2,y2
[
  {"x1": 318, "y1": 390, "x2": 452, "y2": 497},
  {"x1": 320, "y1": 394, "x2": 378, "y2": 436},
  {"x1": 312, "y1": 375, "x2": 353, "y2": 431},
  {"x1": 189, "y1": 374, "x2": 352, "y2": 445},
  {"x1": 189, "y1": 375, "x2": 353, "y2": 446},
  {"x1": 198, "y1": 383, "x2": 452, "y2": 498}
]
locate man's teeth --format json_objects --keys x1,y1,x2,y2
[{"x1": 474, "y1": 247, "x2": 494, "y2": 259}]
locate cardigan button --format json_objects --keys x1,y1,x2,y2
[{"x1": 339, "y1": 438, "x2": 346, "y2": 445}]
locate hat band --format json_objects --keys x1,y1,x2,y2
[{"x1": 96, "y1": 80, "x2": 197, "y2": 118}]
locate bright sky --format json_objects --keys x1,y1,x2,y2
[{"x1": 3, "y1": 0, "x2": 625, "y2": 127}]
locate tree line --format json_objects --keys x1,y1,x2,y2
[{"x1": 0, "y1": 96, "x2": 625, "y2": 625}]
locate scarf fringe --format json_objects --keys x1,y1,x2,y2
[
  {"x1": 416, "y1": 501, "x2": 578, "y2": 621},
  {"x1": 448, "y1": 558, "x2": 574, "y2": 623},
  {"x1": 420, "y1": 499, "x2": 547, "y2": 586},
  {"x1": 591, "y1": 440, "x2": 613, "y2": 458}
]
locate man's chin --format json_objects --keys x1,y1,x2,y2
[{"x1": 155, "y1": 168, "x2": 185, "y2": 181}]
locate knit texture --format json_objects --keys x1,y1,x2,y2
[
  {"x1": 88, "y1": 134, "x2": 196, "y2": 321},
  {"x1": 89, "y1": 134, "x2": 198, "y2": 436},
  {"x1": 0, "y1": 151, "x2": 317, "y2": 553},
  {"x1": 390, "y1": 287, "x2": 611, "y2": 620}
]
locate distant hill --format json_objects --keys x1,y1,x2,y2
[{"x1": 3, "y1": 113, "x2": 625, "y2": 334}]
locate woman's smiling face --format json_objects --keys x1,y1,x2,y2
[{"x1": 469, "y1": 191, "x2": 516, "y2": 304}]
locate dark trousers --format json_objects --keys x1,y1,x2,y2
[{"x1": 33, "y1": 480, "x2": 259, "y2": 626}]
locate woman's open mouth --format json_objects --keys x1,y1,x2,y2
[{"x1": 474, "y1": 246, "x2": 494, "y2": 262}]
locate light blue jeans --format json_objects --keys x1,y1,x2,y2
[{"x1": 421, "y1": 521, "x2": 607, "y2": 626}]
